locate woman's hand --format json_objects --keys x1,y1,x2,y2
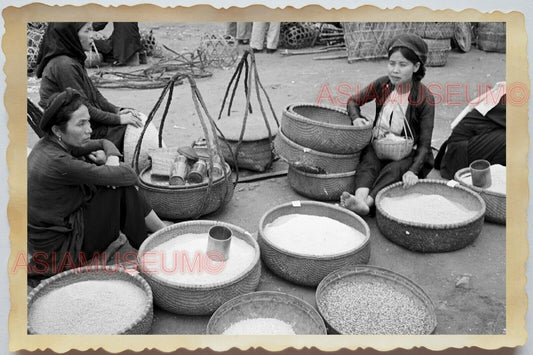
[
  {"x1": 119, "y1": 112, "x2": 143, "y2": 128},
  {"x1": 119, "y1": 108, "x2": 136, "y2": 115},
  {"x1": 402, "y1": 170, "x2": 419, "y2": 188},
  {"x1": 87, "y1": 150, "x2": 106, "y2": 165}
]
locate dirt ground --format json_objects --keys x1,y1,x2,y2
[{"x1": 27, "y1": 22, "x2": 506, "y2": 335}]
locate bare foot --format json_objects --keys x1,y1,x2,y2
[{"x1": 340, "y1": 191, "x2": 370, "y2": 216}]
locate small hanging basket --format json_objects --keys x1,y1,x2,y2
[
  {"x1": 371, "y1": 102, "x2": 415, "y2": 161},
  {"x1": 133, "y1": 73, "x2": 235, "y2": 221},
  {"x1": 200, "y1": 33, "x2": 239, "y2": 69}
]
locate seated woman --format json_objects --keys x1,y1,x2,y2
[
  {"x1": 35, "y1": 22, "x2": 142, "y2": 151},
  {"x1": 28, "y1": 88, "x2": 166, "y2": 278},
  {"x1": 435, "y1": 83, "x2": 506, "y2": 180},
  {"x1": 92, "y1": 22, "x2": 143, "y2": 66},
  {"x1": 340, "y1": 33, "x2": 435, "y2": 216}
]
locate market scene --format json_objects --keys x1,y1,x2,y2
[{"x1": 25, "y1": 21, "x2": 506, "y2": 336}]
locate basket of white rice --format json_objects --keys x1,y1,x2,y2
[
  {"x1": 258, "y1": 201, "x2": 371, "y2": 286},
  {"x1": 316, "y1": 265, "x2": 437, "y2": 334},
  {"x1": 206, "y1": 291, "x2": 327, "y2": 334},
  {"x1": 375, "y1": 179, "x2": 486, "y2": 252},
  {"x1": 27, "y1": 266, "x2": 153, "y2": 335},
  {"x1": 454, "y1": 164, "x2": 506, "y2": 224},
  {"x1": 137, "y1": 221, "x2": 261, "y2": 315}
]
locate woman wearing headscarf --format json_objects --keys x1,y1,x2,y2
[
  {"x1": 36, "y1": 22, "x2": 142, "y2": 152},
  {"x1": 92, "y1": 22, "x2": 143, "y2": 66},
  {"x1": 340, "y1": 33, "x2": 436, "y2": 216},
  {"x1": 28, "y1": 88, "x2": 166, "y2": 278}
]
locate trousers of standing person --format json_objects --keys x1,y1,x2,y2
[
  {"x1": 225, "y1": 22, "x2": 252, "y2": 44},
  {"x1": 250, "y1": 22, "x2": 281, "y2": 52}
]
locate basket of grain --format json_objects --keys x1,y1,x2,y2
[
  {"x1": 274, "y1": 129, "x2": 360, "y2": 174},
  {"x1": 281, "y1": 103, "x2": 372, "y2": 154},
  {"x1": 206, "y1": 291, "x2": 327, "y2": 334},
  {"x1": 454, "y1": 165, "x2": 506, "y2": 224},
  {"x1": 137, "y1": 221, "x2": 261, "y2": 315},
  {"x1": 27, "y1": 266, "x2": 153, "y2": 335},
  {"x1": 258, "y1": 201, "x2": 371, "y2": 286},
  {"x1": 287, "y1": 166, "x2": 356, "y2": 201},
  {"x1": 375, "y1": 179, "x2": 486, "y2": 252},
  {"x1": 316, "y1": 265, "x2": 437, "y2": 334}
]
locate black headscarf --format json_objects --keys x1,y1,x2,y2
[{"x1": 36, "y1": 22, "x2": 88, "y2": 78}]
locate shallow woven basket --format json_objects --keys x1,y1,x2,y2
[
  {"x1": 137, "y1": 221, "x2": 261, "y2": 315},
  {"x1": 274, "y1": 130, "x2": 360, "y2": 174},
  {"x1": 27, "y1": 266, "x2": 153, "y2": 335},
  {"x1": 218, "y1": 137, "x2": 274, "y2": 172},
  {"x1": 424, "y1": 38, "x2": 451, "y2": 67},
  {"x1": 281, "y1": 103, "x2": 372, "y2": 154},
  {"x1": 375, "y1": 179, "x2": 486, "y2": 253},
  {"x1": 206, "y1": 291, "x2": 327, "y2": 334},
  {"x1": 138, "y1": 163, "x2": 234, "y2": 220},
  {"x1": 372, "y1": 137, "x2": 414, "y2": 161},
  {"x1": 258, "y1": 201, "x2": 371, "y2": 286},
  {"x1": 287, "y1": 166, "x2": 356, "y2": 201},
  {"x1": 316, "y1": 265, "x2": 437, "y2": 334},
  {"x1": 455, "y1": 167, "x2": 506, "y2": 224}
]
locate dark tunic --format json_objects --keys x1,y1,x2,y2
[
  {"x1": 348, "y1": 76, "x2": 435, "y2": 197},
  {"x1": 93, "y1": 22, "x2": 143, "y2": 65},
  {"x1": 28, "y1": 137, "x2": 148, "y2": 277}
]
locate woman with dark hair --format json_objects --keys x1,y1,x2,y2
[
  {"x1": 27, "y1": 88, "x2": 166, "y2": 278},
  {"x1": 36, "y1": 22, "x2": 142, "y2": 151},
  {"x1": 340, "y1": 33, "x2": 436, "y2": 216}
]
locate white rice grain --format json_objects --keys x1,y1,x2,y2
[{"x1": 222, "y1": 317, "x2": 295, "y2": 335}]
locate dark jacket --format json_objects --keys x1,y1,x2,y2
[{"x1": 348, "y1": 75, "x2": 435, "y2": 176}]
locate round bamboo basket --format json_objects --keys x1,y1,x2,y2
[
  {"x1": 287, "y1": 166, "x2": 356, "y2": 201},
  {"x1": 27, "y1": 266, "x2": 153, "y2": 335},
  {"x1": 316, "y1": 265, "x2": 437, "y2": 334},
  {"x1": 477, "y1": 22, "x2": 506, "y2": 53},
  {"x1": 258, "y1": 201, "x2": 371, "y2": 286},
  {"x1": 375, "y1": 180, "x2": 486, "y2": 252},
  {"x1": 274, "y1": 130, "x2": 360, "y2": 174},
  {"x1": 454, "y1": 22, "x2": 472, "y2": 52},
  {"x1": 138, "y1": 163, "x2": 234, "y2": 220},
  {"x1": 372, "y1": 137, "x2": 414, "y2": 161},
  {"x1": 137, "y1": 221, "x2": 261, "y2": 315},
  {"x1": 206, "y1": 291, "x2": 327, "y2": 334},
  {"x1": 423, "y1": 38, "x2": 451, "y2": 67},
  {"x1": 218, "y1": 138, "x2": 274, "y2": 172},
  {"x1": 423, "y1": 22, "x2": 455, "y2": 39},
  {"x1": 454, "y1": 167, "x2": 506, "y2": 224},
  {"x1": 281, "y1": 103, "x2": 372, "y2": 154}
]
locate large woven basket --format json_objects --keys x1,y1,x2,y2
[
  {"x1": 206, "y1": 291, "x2": 327, "y2": 334},
  {"x1": 258, "y1": 201, "x2": 370, "y2": 286},
  {"x1": 372, "y1": 137, "x2": 414, "y2": 161},
  {"x1": 424, "y1": 38, "x2": 451, "y2": 67},
  {"x1": 138, "y1": 163, "x2": 234, "y2": 220},
  {"x1": 375, "y1": 180, "x2": 486, "y2": 252},
  {"x1": 27, "y1": 266, "x2": 153, "y2": 335},
  {"x1": 316, "y1": 265, "x2": 437, "y2": 334},
  {"x1": 455, "y1": 167, "x2": 506, "y2": 224},
  {"x1": 477, "y1": 22, "x2": 506, "y2": 53},
  {"x1": 422, "y1": 22, "x2": 455, "y2": 39},
  {"x1": 137, "y1": 221, "x2": 261, "y2": 315},
  {"x1": 218, "y1": 138, "x2": 274, "y2": 172},
  {"x1": 287, "y1": 166, "x2": 356, "y2": 201},
  {"x1": 274, "y1": 130, "x2": 360, "y2": 174},
  {"x1": 281, "y1": 103, "x2": 372, "y2": 154}
]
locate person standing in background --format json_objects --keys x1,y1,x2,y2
[
  {"x1": 250, "y1": 22, "x2": 281, "y2": 53},
  {"x1": 225, "y1": 22, "x2": 252, "y2": 44}
]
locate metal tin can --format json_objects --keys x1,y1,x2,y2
[
  {"x1": 169, "y1": 155, "x2": 188, "y2": 186},
  {"x1": 187, "y1": 159, "x2": 207, "y2": 184}
]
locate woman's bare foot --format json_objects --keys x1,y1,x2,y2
[{"x1": 340, "y1": 191, "x2": 370, "y2": 216}]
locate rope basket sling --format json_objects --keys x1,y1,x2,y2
[
  {"x1": 133, "y1": 73, "x2": 235, "y2": 220},
  {"x1": 371, "y1": 102, "x2": 414, "y2": 161},
  {"x1": 213, "y1": 49, "x2": 280, "y2": 175}
]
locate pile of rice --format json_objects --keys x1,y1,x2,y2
[{"x1": 222, "y1": 318, "x2": 295, "y2": 335}]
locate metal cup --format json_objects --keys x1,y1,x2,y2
[
  {"x1": 206, "y1": 226, "x2": 232, "y2": 262},
  {"x1": 470, "y1": 159, "x2": 492, "y2": 188}
]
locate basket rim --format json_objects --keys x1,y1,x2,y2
[
  {"x1": 137, "y1": 220, "x2": 260, "y2": 290},
  {"x1": 315, "y1": 264, "x2": 438, "y2": 335},
  {"x1": 258, "y1": 200, "x2": 371, "y2": 260},
  {"x1": 27, "y1": 265, "x2": 153, "y2": 335},
  {"x1": 454, "y1": 167, "x2": 506, "y2": 198},
  {"x1": 375, "y1": 179, "x2": 486, "y2": 229},
  {"x1": 138, "y1": 162, "x2": 232, "y2": 191},
  {"x1": 285, "y1": 103, "x2": 373, "y2": 132},
  {"x1": 288, "y1": 166, "x2": 356, "y2": 179},
  {"x1": 206, "y1": 290, "x2": 327, "y2": 334},
  {"x1": 277, "y1": 129, "x2": 361, "y2": 159}
]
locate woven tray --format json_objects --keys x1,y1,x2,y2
[
  {"x1": 455, "y1": 167, "x2": 506, "y2": 224},
  {"x1": 137, "y1": 221, "x2": 261, "y2": 315},
  {"x1": 281, "y1": 103, "x2": 372, "y2": 154},
  {"x1": 258, "y1": 201, "x2": 370, "y2": 286},
  {"x1": 138, "y1": 163, "x2": 234, "y2": 220},
  {"x1": 206, "y1": 291, "x2": 327, "y2": 334},
  {"x1": 375, "y1": 179, "x2": 486, "y2": 252},
  {"x1": 27, "y1": 266, "x2": 153, "y2": 335},
  {"x1": 287, "y1": 166, "x2": 356, "y2": 201},
  {"x1": 316, "y1": 265, "x2": 437, "y2": 334},
  {"x1": 275, "y1": 130, "x2": 360, "y2": 174}
]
